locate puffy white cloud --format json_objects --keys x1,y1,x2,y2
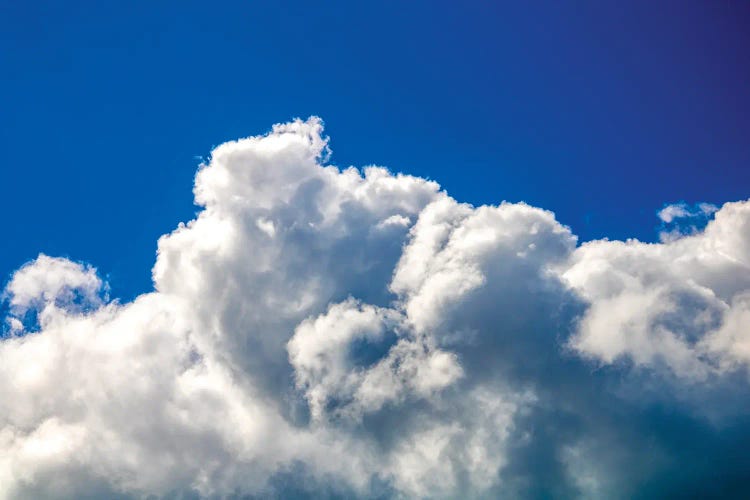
[
  {"x1": 288, "y1": 299, "x2": 463, "y2": 422},
  {"x1": 564, "y1": 200, "x2": 750, "y2": 380},
  {"x1": 4, "y1": 255, "x2": 105, "y2": 323},
  {"x1": 1, "y1": 117, "x2": 749, "y2": 499}
]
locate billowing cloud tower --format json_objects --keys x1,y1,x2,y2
[{"x1": 2, "y1": 118, "x2": 750, "y2": 498}]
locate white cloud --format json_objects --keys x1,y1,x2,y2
[
  {"x1": 4, "y1": 255, "x2": 105, "y2": 320},
  {"x1": 657, "y1": 202, "x2": 719, "y2": 242},
  {"x1": 658, "y1": 202, "x2": 717, "y2": 224},
  {"x1": 1, "y1": 117, "x2": 749, "y2": 498},
  {"x1": 564, "y1": 200, "x2": 750, "y2": 379}
]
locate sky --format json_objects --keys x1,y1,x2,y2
[
  {"x1": 1, "y1": 2, "x2": 750, "y2": 499},
  {"x1": 2, "y1": 0, "x2": 749, "y2": 302}
]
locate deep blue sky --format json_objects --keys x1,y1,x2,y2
[{"x1": 2, "y1": 1, "x2": 749, "y2": 301}]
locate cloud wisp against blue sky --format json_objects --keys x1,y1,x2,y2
[{"x1": 1, "y1": 119, "x2": 749, "y2": 498}]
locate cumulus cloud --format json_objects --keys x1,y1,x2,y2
[
  {"x1": 1, "y1": 117, "x2": 750, "y2": 498},
  {"x1": 565, "y1": 200, "x2": 750, "y2": 379}
]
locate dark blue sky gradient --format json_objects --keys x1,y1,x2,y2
[{"x1": 2, "y1": 0, "x2": 749, "y2": 301}]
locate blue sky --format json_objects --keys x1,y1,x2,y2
[{"x1": 2, "y1": 1, "x2": 749, "y2": 302}]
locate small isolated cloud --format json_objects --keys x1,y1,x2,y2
[
  {"x1": 1, "y1": 118, "x2": 750, "y2": 499},
  {"x1": 657, "y1": 202, "x2": 716, "y2": 224},
  {"x1": 657, "y1": 202, "x2": 719, "y2": 242}
]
